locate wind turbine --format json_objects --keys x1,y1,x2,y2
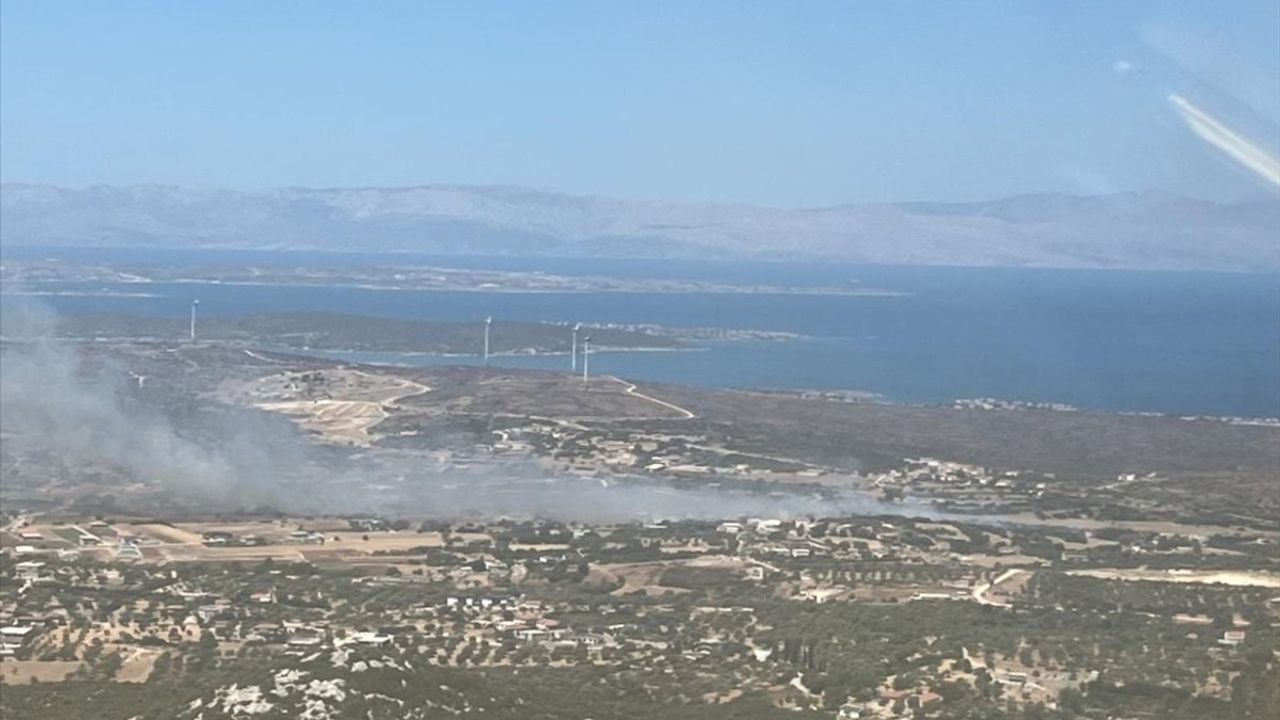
[
  {"x1": 571, "y1": 322, "x2": 582, "y2": 372},
  {"x1": 582, "y1": 335, "x2": 591, "y2": 383},
  {"x1": 189, "y1": 299, "x2": 200, "y2": 341},
  {"x1": 483, "y1": 315, "x2": 492, "y2": 365}
]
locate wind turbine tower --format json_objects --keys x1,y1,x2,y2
[
  {"x1": 582, "y1": 335, "x2": 591, "y2": 383},
  {"x1": 189, "y1": 299, "x2": 200, "y2": 341},
  {"x1": 571, "y1": 322, "x2": 582, "y2": 371},
  {"x1": 483, "y1": 315, "x2": 492, "y2": 365}
]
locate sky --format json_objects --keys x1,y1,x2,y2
[{"x1": 2, "y1": 0, "x2": 1278, "y2": 207}]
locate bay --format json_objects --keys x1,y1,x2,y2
[{"x1": 7, "y1": 247, "x2": 1278, "y2": 418}]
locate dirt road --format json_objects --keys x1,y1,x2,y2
[
  {"x1": 972, "y1": 568, "x2": 1030, "y2": 608},
  {"x1": 608, "y1": 376, "x2": 696, "y2": 419}
]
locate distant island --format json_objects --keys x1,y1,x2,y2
[{"x1": 3, "y1": 183, "x2": 1277, "y2": 270}]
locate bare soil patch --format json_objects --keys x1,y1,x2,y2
[
  {"x1": 0, "y1": 660, "x2": 83, "y2": 685},
  {"x1": 1066, "y1": 568, "x2": 1280, "y2": 588}
]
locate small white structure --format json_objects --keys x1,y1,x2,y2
[
  {"x1": 0, "y1": 626, "x2": 35, "y2": 655},
  {"x1": 15, "y1": 561, "x2": 45, "y2": 580},
  {"x1": 1220, "y1": 630, "x2": 1247, "y2": 646},
  {"x1": 346, "y1": 631, "x2": 393, "y2": 647}
]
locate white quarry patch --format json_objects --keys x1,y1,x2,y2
[
  {"x1": 275, "y1": 668, "x2": 309, "y2": 684},
  {"x1": 297, "y1": 699, "x2": 333, "y2": 720},
  {"x1": 363, "y1": 692, "x2": 406, "y2": 706},
  {"x1": 271, "y1": 668, "x2": 311, "y2": 696},
  {"x1": 216, "y1": 684, "x2": 274, "y2": 716},
  {"x1": 305, "y1": 678, "x2": 347, "y2": 701},
  {"x1": 351, "y1": 660, "x2": 369, "y2": 672},
  {"x1": 296, "y1": 678, "x2": 349, "y2": 720}
]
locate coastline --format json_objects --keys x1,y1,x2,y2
[
  {"x1": 0, "y1": 274, "x2": 909, "y2": 298},
  {"x1": 297, "y1": 345, "x2": 713, "y2": 360}
]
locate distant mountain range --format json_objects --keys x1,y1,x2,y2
[{"x1": 2, "y1": 183, "x2": 1277, "y2": 270}]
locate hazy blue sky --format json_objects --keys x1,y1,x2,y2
[{"x1": 2, "y1": 1, "x2": 1277, "y2": 206}]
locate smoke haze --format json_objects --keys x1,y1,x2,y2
[
  {"x1": 1, "y1": 297, "x2": 299, "y2": 510},
  {"x1": 0, "y1": 298, "x2": 921, "y2": 523}
]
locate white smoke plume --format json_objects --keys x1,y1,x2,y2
[
  {"x1": 0, "y1": 297, "x2": 922, "y2": 523},
  {"x1": 0, "y1": 297, "x2": 299, "y2": 510}
]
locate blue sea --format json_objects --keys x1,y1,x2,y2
[{"x1": 6, "y1": 247, "x2": 1279, "y2": 418}]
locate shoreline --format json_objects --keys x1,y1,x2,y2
[{"x1": 302, "y1": 345, "x2": 712, "y2": 360}]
